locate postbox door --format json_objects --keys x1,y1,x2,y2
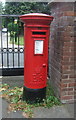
[{"x1": 31, "y1": 37, "x2": 48, "y2": 89}]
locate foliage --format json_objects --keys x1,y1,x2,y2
[
  {"x1": 2, "y1": 2, "x2": 51, "y2": 41},
  {"x1": 4, "y1": 2, "x2": 51, "y2": 15},
  {"x1": 8, "y1": 22, "x2": 18, "y2": 33},
  {"x1": 0, "y1": 2, "x2": 4, "y2": 14},
  {"x1": 8, "y1": 22, "x2": 19, "y2": 40},
  {"x1": 10, "y1": 35, "x2": 24, "y2": 45},
  {"x1": 0, "y1": 82, "x2": 61, "y2": 118}
]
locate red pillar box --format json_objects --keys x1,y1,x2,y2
[{"x1": 20, "y1": 13, "x2": 53, "y2": 103}]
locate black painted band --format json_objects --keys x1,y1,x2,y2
[{"x1": 23, "y1": 86, "x2": 46, "y2": 103}]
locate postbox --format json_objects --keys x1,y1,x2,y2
[{"x1": 20, "y1": 13, "x2": 53, "y2": 103}]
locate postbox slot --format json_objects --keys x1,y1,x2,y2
[{"x1": 32, "y1": 32, "x2": 46, "y2": 35}]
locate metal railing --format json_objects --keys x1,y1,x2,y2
[{"x1": 0, "y1": 15, "x2": 24, "y2": 76}]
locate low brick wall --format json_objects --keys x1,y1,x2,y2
[{"x1": 49, "y1": 2, "x2": 75, "y2": 103}]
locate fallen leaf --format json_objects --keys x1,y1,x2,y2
[
  {"x1": 8, "y1": 103, "x2": 16, "y2": 111},
  {"x1": 1, "y1": 94, "x2": 8, "y2": 98},
  {"x1": 20, "y1": 87, "x2": 23, "y2": 91},
  {"x1": 0, "y1": 88, "x2": 6, "y2": 92},
  {"x1": 22, "y1": 112, "x2": 29, "y2": 118}
]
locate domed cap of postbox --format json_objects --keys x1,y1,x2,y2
[{"x1": 20, "y1": 13, "x2": 53, "y2": 26}]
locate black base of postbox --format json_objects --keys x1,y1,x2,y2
[{"x1": 22, "y1": 86, "x2": 46, "y2": 103}]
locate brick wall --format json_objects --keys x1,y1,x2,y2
[{"x1": 49, "y1": 2, "x2": 76, "y2": 103}]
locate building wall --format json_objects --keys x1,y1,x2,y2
[{"x1": 49, "y1": 2, "x2": 76, "y2": 103}]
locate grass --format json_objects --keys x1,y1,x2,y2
[
  {"x1": 0, "y1": 82, "x2": 62, "y2": 118},
  {"x1": 10, "y1": 36, "x2": 24, "y2": 46}
]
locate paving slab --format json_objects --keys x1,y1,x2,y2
[
  {"x1": 1, "y1": 76, "x2": 75, "y2": 119},
  {"x1": 2, "y1": 99, "x2": 24, "y2": 118},
  {"x1": 2, "y1": 98, "x2": 75, "y2": 119},
  {"x1": 33, "y1": 105, "x2": 74, "y2": 118},
  {"x1": 1, "y1": 76, "x2": 25, "y2": 119},
  {"x1": 0, "y1": 97, "x2": 2, "y2": 120},
  {"x1": 1, "y1": 76, "x2": 24, "y2": 87}
]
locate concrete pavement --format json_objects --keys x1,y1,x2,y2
[
  {"x1": 0, "y1": 76, "x2": 75, "y2": 118},
  {"x1": 2, "y1": 99, "x2": 24, "y2": 118},
  {"x1": 33, "y1": 105, "x2": 74, "y2": 118}
]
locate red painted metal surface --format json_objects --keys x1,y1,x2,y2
[{"x1": 20, "y1": 13, "x2": 53, "y2": 89}]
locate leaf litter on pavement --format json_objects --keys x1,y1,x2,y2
[{"x1": 0, "y1": 82, "x2": 61, "y2": 118}]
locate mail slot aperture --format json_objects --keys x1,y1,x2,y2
[{"x1": 32, "y1": 31, "x2": 46, "y2": 35}]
